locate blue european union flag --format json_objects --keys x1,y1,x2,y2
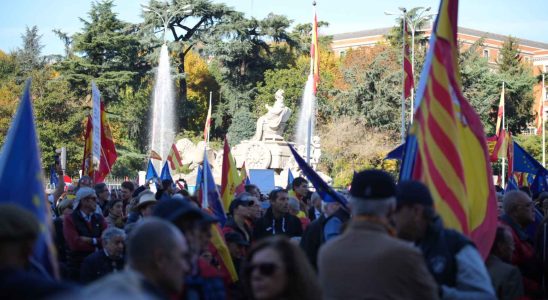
[
  {"x1": 385, "y1": 143, "x2": 405, "y2": 160},
  {"x1": 289, "y1": 145, "x2": 348, "y2": 208},
  {"x1": 513, "y1": 142, "x2": 548, "y2": 176},
  {"x1": 202, "y1": 151, "x2": 226, "y2": 225},
  {"x1": 145, "y1": 159, "x2": 158, "y2": 182},
  {"x1": 287, "y1": 168, "x2": 295, "y2": 187},
  {"x1": 399, "y1": 134, "x2": 418, "y2": 181},
  {"x1": 0, "y1": 79, "x2": 57, "y2": 278},
  {"x1": 505, "y1": 176, "x2": 519, "y2": 192},
  {"x1": 160, "y1": 161, "x2": 172, "y2": 181},
  {"x1": 531, "y1": 172, "x2": 548, "y2": 195}
]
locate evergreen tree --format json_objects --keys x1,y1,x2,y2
[{"x1": 15, "y1": 26, "x2": 44, "y2": 78}]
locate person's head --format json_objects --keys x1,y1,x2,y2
[
  {"x1": 153, "y1": 198, "x2": 218, "y2": 256},
  {"x1": 269, "y1": 189, "x2": 289, "y2": 216},
  {"x1": 94, "y1": 183, "x2": 109, "y2": 201},
  {"x1": 121, "y1": 181, "x2": 135, "y2": 201},
  {"x1": 78, "y1": 176, "x2": 93, "y2": 189},
  {"x1": 243, "y1": 236, "x2": 321, "y2": 300},
  {"x1": 287, "y1": 197, "x2": 300, "y2": 216},
  {"x1": 57, "y1": 198, "x2": 73, "y2": 217},
  {"x1": 135, "y1": 191, "x2": 157, "y2": 218},
  {"x1": 245, "y1": 184, "x2": 261, "y2": 200},
  {"x1": 225, "y1": 232, "x2": 249, "y2": 260},
  {"x1": 496, "y1": 192, "x2": 504, "y2": 217},
  {"x1": 127, "y1": 218, "x2": 191, "y2": 294},
  {"x1": 102, "y1": 227, "x2": 126, "y2": 259},
  {"x1": 503, "y1": 190, "x2": 535, "y2": 227},
  {"x1": 73, "y1": 187, "x2": 97, "y2": 214},
  {"x1": 162, "y1": 180, "x2": 174, "y2": 194},
  {"x1": 0, "y1": 204, "x2": 40, "y2": 269},
  {"x1": 229, "y1": 192, "x2": 258, "y2": 219},
  {"x1": 348, "y1": 170, "x2": 396, "y2": 220},
  {"x1": 107, "y1": 199, "x2": 123, "y2": 218},
  {"x1": 311, "y1": 192, "x2": 322, "y2": 210},
  {"x1": 393, "y1": 180, "x2": 436, "y2": 242},
  {"x1": 490, "y1": 226, "x2": 515, "y2": 263},
  {"x1": 292, "y1": 177, "x2": 309, "y2": 197}
]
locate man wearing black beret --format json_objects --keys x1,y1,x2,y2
[
  {"x1": 318, "y1": 170, "x2": 439, "y2": 300},
  {"x1": 393, "y1": 180, "x2": 495, "y2": 299}
]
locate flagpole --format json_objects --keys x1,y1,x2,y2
[
  {"x1": 400, "y1": 9, "x2": 407, "y2": 143},
  {"x1": 543, "y1": 73, "x2": 546, "y2": 167},
  {"x1": 208, "y1": 92, "x2": 212, "y2": 144},
  {"x1": 501, "y1": 82, "x2": 505, "y2": 188}
]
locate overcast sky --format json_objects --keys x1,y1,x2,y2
[{"x1": 2, "y1": 0, "x2": 547, "y2": 55}]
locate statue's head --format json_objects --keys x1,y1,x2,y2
[{"x1": 275, "y1": 89, "x2": 284, "y2": 102}]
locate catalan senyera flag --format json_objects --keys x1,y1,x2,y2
[
  {"x1": 310, "y1": 9, "x2": 319, "y2": 95},
  {"x1": 204, "y1": 95, "x2": 212, "y2": 142},
  {"x1": 495, "y1": 84, "x2": 504, "y2": 136},
  {"x1": 403, "y1": 19, "x2": 414, "y2": 99},
  {"x1": 220, "y1": 137, "x2": 242, "y2": 211},
  {"x1": 167, "y1": 143, "x2": 183, "y2": 171},
  {"x1": 400, "y1": 0, "x2": 497, "y2": 258},
  {"x1": 150, "y1": 150, "x2": 162, "y2": 161}
]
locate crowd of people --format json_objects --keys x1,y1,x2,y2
[{"x1": 2, "y1": 168, "x2": 548, "y2": 299}]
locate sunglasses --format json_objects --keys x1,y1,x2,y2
[{"x1": 245, "y1": 262, "x2": 279, "y2": 276}]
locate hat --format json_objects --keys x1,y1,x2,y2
[
  {"x1": 224, "y1": 232, "x2": 250, "y2": 247},
  {"x1": 228, "y1": 193, "x2": 256, "y2": 215},
  {"x1": 135, "y1": 191, "x2": 157, "y2": 210},
  {"x1": 73, "y1": 187, "x2": 96, "y2": 209},
  {"x1": 396, "y1": 180, "x2": 434, "y2": 207},
  {"x1": 350, "y1": 170, "x2": 395, "y2": 200},
  {"x1": 153, "y1": 197, "x2": 218, "y2": 224}
]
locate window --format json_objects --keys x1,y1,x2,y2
[{"x1": 483, "y1": 49, "x2": 489, "y2": 59}]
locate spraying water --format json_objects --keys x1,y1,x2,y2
[
  {"x1": 295, "y1": 74, "x2": 316, "y2": 148},
  {"x1": 150, "y1": 44, "x2": 176, "y2": 170}
]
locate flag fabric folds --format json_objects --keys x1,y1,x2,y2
[
  {"x1": 536, "y1": 86, "x2": 544, "y2": 135},
  {"x1": 94, "y1": 101, "x2": 117, "y2": 183},
  {"x1": 310, "y1": 9, "x2": 319, "y2": 95},
  {"x1": 287, "y1": 168, "x2": 295, "y2": 187},
  {"x1": 204, "y1": 96, "x2": 213, "y2": 142},
  {"x1": 167, "y1": 143, "x2": 183, "y2": 171},
  {"x1": 513, "y1": 141, "x2": 548, "y2": 176},
  {"x1": 50, "y1": 166, "x2": 59, "y2": 187},
  {"x1": 220, "y1": 138, "x2": 242, "y2": 211},
  {"x1": 160, "y1": 161, "x2": 173, "y2": 182},
  {"x1": 385, "y1": 143, "x2": 405, "y2": 160},
  {"x1": 495, "y1": 85, "x2": 504, "y2": 136},
  {"x1": 399, "y1": 0, "x2": 497, "y2": 258},
  {"x1": 150, "y1": 150, "x2": 162, "y2": 161},
  {"x1": 0, "y1": 79, "x2": 58, "y2": 278},
  {"x1": 82, "y1": 116, "x2": 93, "y2": 178},
  {"x1": 145, "y1": 159, "x2": 159, "y2": 182},
  {"x1": 289, "y1": 145, "x2": 348, "y2": 208},
  {"x1": 403, "y1": 19, "x2": 414, "y2": 99}
]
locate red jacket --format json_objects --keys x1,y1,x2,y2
[{"x1": 63, "y1": 210, "x2": 108, "y2": 253}]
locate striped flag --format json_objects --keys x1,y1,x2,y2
[
  {"x1": 403, "y1": 19, "x2": 414, "y2": 99},
  {"x1": 150, "y1": 150, "x2": 162, "y2": 161},
  {"x1": 536, "y1": 87, "x2": 544, "y2": 135},
  {"x1": 310, "y1": 9, "x2": 319, "y2": 95},
  {"x1": 204, "y1": 95, "x2": 212, "y2": 142},
  {"x1": 400, "y1": 0, "x2": 497, "y2": 258},
  {"x1": 167, "y1": 143, "x2": 183, "y2": 171},
  {"x1": 495, "y1": 85, "x2": 504, "y2": 136},
  {"x1": 95, "y1": 101, "x2": 117, "y2": 183},
  {"x1": 220, "y1": 137, "x2": 242, "y2": 211}
]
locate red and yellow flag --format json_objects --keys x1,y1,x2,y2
[
  {"x1": 536, "y1": 90, "x2": 544, "y2": 135},
  {"x1": 167, "y1": 143, "x2": 183, "y2": 171},
  {"x1": 408, "y1": 0, "x2": 497, "y2": 258},
  {"x1": 310, "y1": 9, "x2": 319, "y2": 95},
  {"x1": 82, "y1": 116, "x2": 93, "y2": 178},
  {"x1": 204, "y1": 95, "x2": 212, "y2": 142},
  {"x1": 403, "y1": 19, "x2": 414, "y2": 99},
  {"x1": 150, "y1": 150, "x2": 162, "y2": 161},
  {"x1": 94, "y1": 102, "x2": 117, "y2": 183},
  {"x1": 495, "y1": 85, "x2": 504, "y2": 136},
  {"x1": 220, "y1": 137, "x2": 242, "y2": 211}
]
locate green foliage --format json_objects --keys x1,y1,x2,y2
[
  {"x1": 227, "y1": 109, "x2": 256, "y2": 145},
  {"x1": 0, "y1": 51, "x2": 16, "y2": 81},
  {"x1": 15, "y1": 26, "x2": 44, "y2": 77}
]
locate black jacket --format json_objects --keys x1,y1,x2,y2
[
  {"x1": 300, "y1": 214, "x2": 326, "y2": 269},
  {"x1": 252, "y1": 208, "x2": 302, "y2": 241},
  {"x1": 80, "y1": 250, "x2": 124, "y2": 283}
]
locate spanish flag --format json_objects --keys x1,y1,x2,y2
[
  {"x1": 220, "y1": 137, "x2": 242, "y2": 211},
  {"x1": 310, "y1": 7, "x2": 319, "y2": 95},
  {"x1": 400, "y1": 0, "x2": 497, "y2": 258}
]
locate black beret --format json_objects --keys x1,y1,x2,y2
[
  {"x1": 350, "y1": 170, "x2": 395, "y2": 200},
  {"x1": 396, "y1": 180, "x2": 434, "y2": 207}
]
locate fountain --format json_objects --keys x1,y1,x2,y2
[{"x1": 149, "y1": 43, "x2": 176, "y2": 170}]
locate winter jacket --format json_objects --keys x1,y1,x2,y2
[{"x1": 252, "y1": 207, "x2": 303, "y2": 241}]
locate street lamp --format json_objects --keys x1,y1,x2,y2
[{"x1": 141, "y1": 3, "x2": 192, "y2": 42}]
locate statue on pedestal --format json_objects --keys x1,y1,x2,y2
[{"x1": 252, "y1": 89, "x2": 291, "y2": 141}]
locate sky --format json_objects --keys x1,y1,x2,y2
[{"x1": 1, "y1": 0, "x2": 547, "y2": 55}]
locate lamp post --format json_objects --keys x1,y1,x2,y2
[{"x1": 141, "y1": 3, "x2": 192, "y2": 42}]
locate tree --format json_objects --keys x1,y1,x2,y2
[
  {"x1": 15, "y1": 26, "x2": 44, "y2": 77},
  {"x1": 385, "y1": 7, "x2": 434, "y2": 49}
]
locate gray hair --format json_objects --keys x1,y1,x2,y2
[
  {"x1": 101, "y1": 227, "x2": 126, "y2": 244},
  {"x1": 288, "y1": 197, "x2": 300, "y2": 211},
  {"x1": 503, "y1": 190, "x2": 530, "y2": 214},
  {"x1": 350, "y1": 195, "x2": 396, "y2": 217},
  {"x1": 311, "y1": 192, "x2": 321, "y2": 202}
]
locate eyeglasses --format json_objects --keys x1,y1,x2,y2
[
  {"x1": 245, "y1": 262, "x2": 279, "y2": 276},
  {"x1": 245, "y1": 200, "x2": 256, "y2": 207}
]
